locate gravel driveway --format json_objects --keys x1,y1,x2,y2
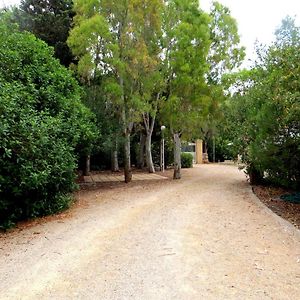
[{"x1": 0, "y1": 164, "x2": 300, "y2": 299}]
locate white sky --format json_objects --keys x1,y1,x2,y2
[
  {"x1": 201, "y1": 0, "x2": 300, "y2": 66},
  {"x1": 1, "y1": 0, "x2": 300, "y2": 66}
]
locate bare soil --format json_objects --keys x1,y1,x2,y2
[
  {"x1": 0, "y1": 164, "x2": 300, "y2": 299},
  {"x1": 253, "y1": 185, "x2": 300, "y2": 229}
]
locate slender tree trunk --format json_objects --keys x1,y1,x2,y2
[
  {"x1": 137, "y1": 132, "x2": 146, "y2": 169},
  {"x1": 119, "y1": 73, "x2": 132, "y2": 183},
  {"x1": 145, "y1": 134, "x2": 155, "y2": 173},
  {"x1": 173, "y1": 133, "x2": 181, "y2": 179},
  {"x1": 143, "y1": 113, "x2": 156, "y2": 173},
  {"x1": 111, "y1": 140, "x2": 119, "y2": 172},
  {"x1": 83, "y1": 155, "x2": 91, "y2": 176},
  {"x1": 124, "y1": 131, "x2": 132, "y2": 183}
]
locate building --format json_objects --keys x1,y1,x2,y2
[{"x1": 181, "y1": 140, "x2": 208, "y2": 164}]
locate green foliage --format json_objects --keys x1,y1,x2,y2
[
  {"x1": 0, "y1": 23, "x2": 97, "y2": 229},
  {"x1": 207, "y1": 136, "x2": 234, "y2": 162},
  {"x1": 69, "y1": 0, "x2": 164, "y2": 180},
  {"x1": 207, "y1": 1, "x2": 245, "y2": 84},
  {"x1": 223, "y1": 17, "x2": 300, "y2": 189},
  {"x1": 275, "y1": 16, "x2": 299, "y2": 47},
  {"x1": 82, "y1": 85, "x2": 122, "y2": 165},
  {"x1": 160, "y1": 0, "x2": 211, "y2": 139},
  {"x1": 68, "y1": 0, "x2": 245, "y2": 179},
  {"x1": 181, "y1": 153, "x2": 193, "y2": 168},
  {"x1": 201, "y1": 1, "x2": 245, "y2": 161},
  {"x1": 10, "y1": 0, "x2": 74, "y2": 66}
]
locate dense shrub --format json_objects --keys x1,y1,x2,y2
[
  {"x1": 223, "y1": 18, "x2": 300, "y2": 189},
  {"x1": 0, "y1": 23, "x2": 97, "y2": 229},
  {"x1": 181, "y1": 153, "x2": 193, "y2": 168},
  {"x1": 207, "y1": 137, "x2": 234, "y2": 162}
]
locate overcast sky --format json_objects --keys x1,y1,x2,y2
[
  {"x1": 1, "y1": 0, "x2": 300, "y2": 65},
  {"x1": 201, "y1": 0, "x2": 300, "y2": 66}
]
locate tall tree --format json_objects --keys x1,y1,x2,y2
[
  {"x1": 135, "y1": 0, "x2": 163, "y2": 173},
  {"x1": 202, "y1": 1, "x2": 245, "y2": 157},
  {"x1": 12, "y1": 0, "x2": 74, "y2": 67},
  {"x1": 275, "y1": 15, "x2": 300, "y2": 46},
  {"x1": 69, "y1": 0, "x2": 162, "y2": 182},
  {"x1": 207, "y1": 1, "x2": 245, "y2": 84},
  {"x1": 160, "y1": 0, "x2": 211, "y2": 179}
]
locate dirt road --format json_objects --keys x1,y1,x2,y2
[{"x1": 1, "y1": 165, "x2": 300, "y2": 299}]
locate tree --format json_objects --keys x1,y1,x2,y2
[
  {"x1": 207, "y1": 1, "x2": 245, "y2": 84},
  {"x1": 68, "y1": 0, "x2": 245, "y2": 181},
  {"x1": 83, "y1": 84, "x2": 122, "y2": 173},
  {"x1": 11, "y1": 0, "x2": 74, "y2": 67},
  {"x1": 223, "y1": 17, "x2": 300, "y2": 188},
  {"x1": 275, "y1": 15, "x2": 300, "y2": 46},
  {"x1": 160, "y1": 0, "x2": 211, "y2": 179},
  {"x1": 69, "y1": 0, "x2": 163, "y2": 182},
  {"x1": 136, "y1": 0, "x2": 163, "y2": 173},
  {"x1": 203, "y1": 1, "x2": 245, "y2": 160}
]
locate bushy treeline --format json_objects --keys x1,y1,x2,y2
[
  {"x1": 0, "y1": 23, "x2": 96, "y2": 229},
  {"x1": 4, "y1": 0, "x2": 244, "y2": 180},
  {"x1": 221, "y1": 17, "x2": 300, "y2": 189},
  {"x1": 0, "y1": 0, "x2": 245, "y2": 227}
]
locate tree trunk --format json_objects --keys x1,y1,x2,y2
[
  {"x1": 111, "y1": 141, "x2": 119, "y2": 172},
  {"x1": 124, "y1": 131, "x2": 132, "y2": 183},
  {"x1": 119, "y1": 72, "x2": 132, "y2": 183},
  {"x1": 212, "y1": 136, "x2": 216, "y2": 163},
  {"x1": 137, "y1": 132, "x2": 146, "y2": 169},
  {"x1": 145, "y1": 134, "x2": 155, "y2": 173},
  {"x1": 83, "y1": 155, "x2": 91, "y2": 176},
  {"x1": 173, "y1": 133, "x2": 181, "y2": 179},
  {"x1": 143, "y1": 113, "x2": 156, "y2": 173}
]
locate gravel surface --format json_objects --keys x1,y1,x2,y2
[{"x1": 0, "y1": 164, "x2": 300, "y2": 299}]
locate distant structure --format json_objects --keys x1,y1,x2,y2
[{"x1": 181, "y1": 140, "x2": 208, "y2": 164}]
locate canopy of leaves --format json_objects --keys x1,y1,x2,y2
[
  {"x1": 160, "y1": 0, "x2": 211, "y2": 139},
  {"x1": 68, "y1": 0, "x2": 164, "y2": 161},
  {"x1": 223, "y1": 17, "x2": 300, "y2": 188},
  {"x1": 207, "y1": 1, "x2": 245, "y2": 84},
  {"x1": 200, "y1": 1, "x2": 246, "y2": 147},
  {"x1": 0, "y1": 22, "x2": 97, "y2": 228},
  {"x1": 11, "y1": 0, "x2": 75, "y2": 66}
]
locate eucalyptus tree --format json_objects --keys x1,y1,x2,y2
[
  {"x1": 67, "y1": 5, "x2": 117, "y2": 174},
  {"x1": 203, "y1": 1, "x2": 245, "y2": 155},
  {"x1": 137, "y1": 1, "x2": 163, "y2": 173},
  {"x1": 160, "y1": 0, "x2": 211, "y2": 179},
  {"x1": 207, "y1": 1, "x2": 245, "y2": 85},
  {"x1": 68, "y1": 0, "x2": 162, "y2": 182}
]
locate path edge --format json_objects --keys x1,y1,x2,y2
[{"x1": 249, "y1": 186, "x2": 300, "y2": 241}]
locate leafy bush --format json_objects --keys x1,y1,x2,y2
[
  {"x1": 181, "y1": 153, "x2": 193, "y2": 168},
  {"x1": 222, "y1": 18, "x2": 300, "y2": 189},
  {"x1": 207, "y1": 137, "x2": 234, "y2": 162},
  {"x1": 0, "y1": 23, "x2": 97, "y2": 229}
]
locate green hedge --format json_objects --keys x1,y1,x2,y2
[
  {"x1": 181, "y1": 153, "x2": 193, "y2": 168},
  {"x1": 0, "y1": 23, "x2": 97, "y2": 229}
]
